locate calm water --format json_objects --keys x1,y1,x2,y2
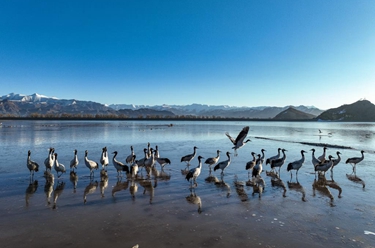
[{"x1": 0, "y1": 120, "x2": 374, "y2": 248}]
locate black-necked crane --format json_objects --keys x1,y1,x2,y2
[
  {"x1": 181, "y1": 146, "x2": 198, "y2": 166},
  {"x1": 245, "y1": 152, "x2": 257, "y2": 179},
  {"x1": 144, "y1": 148, "x2": 156, "y2": 177},
  {"x1": 100, "y1": 146, "x2": 109, "y2": 169},
  {"x1": 318, "y1": 146, "x2": 328, "y2": 164},
  {"x1": 44, "y1": 147, "x2": 54, "y2": 172},
  {"x1": 204, "y1": 150, "x2": 221, "y2": 173},
  {"x1": 126, "y1": 146, "x2": 136, "y2": 164},
  {"x1": 225, "y1": 126, "x2": 251, "y2": 156},
  {"x1": 154, "y1": 145, "x2": 160, "y2": 159},
  {"x1": 346, "y1": 150, "x2": 365, "y2": 174},
  {"x1": 53, "y1": 153, "x2": 66, "y2": 178},
  {"x1": 27, "y1": 150, "x2": 39, "y2": 179},
  {"x1": 84, "y1": 150, "x2": 99, "y2": 177},
  {"x1": 315, "y1": 155, "x2": 334, "y2": 177},
  {"x1": 266, "y1": 148, "x2": 281, "y2": 165},
  {"x1": 310, "y1": 148, "x2": 321, "y2": 170},
  {"x1": 252, "y1": 154, "x2": 263, "y2": 179},
  {"x1": 270, "y1": 149, "x2": 287, "y2": 176},
  {"x1": 156, "y1": 157, "x2": 171, "y2": 170},
  {"x1": 186, "y1": 155, "x2": 204, "y2": 187},
  {"x1": 136, "y1": 148, "x2": 148, "y2": 171},
  {"x1": 112, "y1": 151, "x2": 129, "y2": 177},
  {"x1": 287, "y1": 150, "x2": 307, "y2": 180},
  {"x1": 214, "y1": 151, "x2": 232, "y2": 175},
  {"x1": 330, "y1": 151, "x2": 341, "y2": 177},
  {"x1": 70, "y1": 149, "x2": 79, "y2": 171},
  {"x1": 259, "y1": 149, "x2": 266, "y2": 164}
]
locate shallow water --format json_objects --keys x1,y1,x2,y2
[{"x1": 0, "y1": 120, "x2": 375, "y2": 248}]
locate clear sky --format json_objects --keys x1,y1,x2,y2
[{"x1": 1, "y1": 1, "x2": 374, "y2": 110}]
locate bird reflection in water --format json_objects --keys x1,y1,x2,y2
[
  {"x1": 269, "y1": 173, "x2": 287, "y2": 197},
  {"x1": 99, "y1": 169, "x2": 108, "y2": 198},
  {"x1": 69, "y1": 171, "x2": 78, "y2": 193},
  {"x1": 287, "y1": 179, "x2": 306, "y2": 202},
  {"x1": 84, "y1": 180, "x2": 98, "y2": 204},
  {"x1": 25, "y1": 180, "x2": 38, "y2": 207},
  {"x1": 233, "y1": 175, "x2": 248, "y2": 202},
  {"x1": 129, "y1": 179, "x2": 138, "y2": 200},
  {"x1": 186, "y1": 188, "x2": 202, "y2": 214},
  {"x1": 53, "y1": 181, "x2": 65, "y2": 209},
  {"x1": 138, "y1": 178, "x2": 156, "y2": 204},
  {"x1": 151, "y1": 167, "x2": 171, "y2": 181},
  {"x1": 251, "y1": 176, "x2": 265, "y2": 199},
  {"x1": 346, "y1": 174, "x2": 365, "y2": 189},
  {"x1": 206, "y1": 174, "x2": 231, "y2": 198},
  {"x1": 44, "y1": 171, "x2": 54, "y2": 206},
  {"x1": 312, "y1": 175, "x2": 334, "y2": 207},
  {"x1": 111, "y1": 178, "x2": 129, "y2": 198}
]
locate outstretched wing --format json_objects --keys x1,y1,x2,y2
[
  {"x1": 225, "y1": 132, "x2": 235, "y2": 144},
  {"x1": 234, "y1": 126, "x2": 249, "y2": 144}
]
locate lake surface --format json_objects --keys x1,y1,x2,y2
[{"x1": 0, "y1": 120, "x2": 374, "y2": 248}]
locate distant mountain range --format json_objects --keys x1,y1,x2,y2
[
  {"x1": 108, "y1": 103, "x2": 323, "y2": 119},
  {"x1": 1, "y1": 93, "x2": 374, "y2": 121}
]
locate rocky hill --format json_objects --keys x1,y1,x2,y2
[
  {"x1": 315, "y1": 100, "x2": 375, "y2": 121},
  {"x1": 273, "y1": 107, "x2": 316, "y2": 120}
]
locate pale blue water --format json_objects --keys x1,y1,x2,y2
[{"x1": 0, "y1": 120, "x2": 374, "y2": 247}]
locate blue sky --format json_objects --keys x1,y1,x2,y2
[{"x1": 1, "y1": 1, "x2": 374, "y2": 110}]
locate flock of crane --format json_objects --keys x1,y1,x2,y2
[{"x1": 26, "y1": 125, "x2": 366, "y2": 199}]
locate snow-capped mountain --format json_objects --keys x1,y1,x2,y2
[{"x1": 0, "y1": 93, "x2": 323, "y2": 119}]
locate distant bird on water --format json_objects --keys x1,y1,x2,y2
[
  {"x1": 84, "y1": 150, "x2": 99, "y2": 177},
  {"x1": 27, "y1": 150, "x2": 39, "y2": 178},
  {"x1": 70, "y1": 149, "x2": 79, "y2": 171},
  {"x1": 225, "y1": 126, "x2": 251, "y2": 156},
  {"x1": 181, "y1": 146, "x2": 198, "y2": 166},
  {"x1": 346, "y1": 150, "x2": 365, "y2": 174},
  {"x1": 186, "y1": 156, "x2": 204, "y2": 187},
  {"x1": 214, "y1": 151, "x2": 232, "y2": 175},
  {"x1": 204, "y1": 150, "x2": 221, "y2": 172},
  {"x1": 287, "y1": 150, "x2": 307, "y2": 180}
]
